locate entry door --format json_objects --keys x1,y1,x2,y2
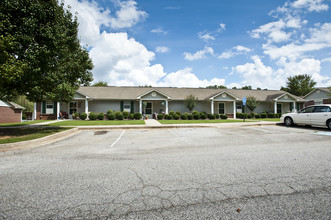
[
  {"x1": 145, "y1": 102, "x2": 152, "y2": 114},
  {"x1": 219, "y1": 103, "x2": 225, "y2": 114}
]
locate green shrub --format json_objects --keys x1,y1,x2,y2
[
  {"x1": 277, "y1": 113, "x2": 282, "y2": 118},
  {"x1": 175, "y1": 111, "x2": 181, "y2": 116},
  {"x1": 200, "y1": 113, "x2": 207, "y2": 119},
  {"x1": 122, "y1": 111, "x2": 129, "y2": 119},
  {"x1": 236, "y1": 112, "x2": 243, "y2": 119},
  {"x1": 107, "y1": 110, "x2": 113, "y2": 115},
  {"x1": 169, "y1": 111, "x2": 175, "y2": 116},
  {"x1": 157, "y1": 114, "x2": 164, "y2": 120},
  {"x1": 247, "y1": 114, "x2": 252, "y2": 119},
  {"x1": 181, "y1": 113, "x2": 188, "y2": 120},
  {"x1": 166, "y1": 114, "x2": 173, "y2": 120},
  {"x1": 89, "y1": 112, "x2": 97, "y2": 120},
  {"x1": 193, "y1": 113, "x2": 200, "y2": 120},
  {"x1": 134, "y1": 112, "x2": 142, "y2": 120},
  {"x1": 114, "y1": 111, "x2": 122, "y2": 118},
  {"x1": 22, "y1": 113, "x2": 27, "y2": 120},
  {"x1": 192, "y1": 110, "x2": 199, "y2": 115},
  {"x1": 97, "y1": 112, "x2": 105, "y2": 120},
  {"x1": 220, "y1": 114, "x2": 228, "y2": 119},
  {"x1": 207, "y1": 113, "x2": 215, "y2": 119},
  {"x1": 215, "y1": 113, "x2": 220, "y2": 119},
  {"x1": 174, "y1": 114, "x2": 180, "y2": 120},
  {"x1": 79, "y1": 112, "x2": 87, "y2": 120},
  {"x1": 107, "y1": 113, "x2": 115, "y2": 120},
  {"x1": 255, "y1": 114, "x2": 261, "y2": 119},
  {"x1": 117, "y1": 114, "x2": 124, "y2": 120},
  {"x1": 251, "y1": 112, "x2": 255, "y2": 118},
  {"x1": 129, "y1": 113, "x2": 135, "y2": 120},
  {"x1": 187, "y1": 114, "x2": 193, "y2": 120},
  {"x1": 268, "y1": 113, "x2": 276, "y2": 118},
  {"x1": 261, "y1": 113, "x2": 267, "y2": 118}
]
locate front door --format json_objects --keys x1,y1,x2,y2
[
  {"x1": 219, "y1": 103, "x2": 225, "y2": 114},
  {"x1": 144, "y1": 102, "x2": 152, "y2": 114}
]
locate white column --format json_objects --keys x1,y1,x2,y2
[
  {"x1": 274, "y1": 101, "x2": 277, "y2": 114},
  {"x1": 140, "y1": 100, "x2": 143, "y2": 114},
  {"x1": 85, "y1": 99, "x2": 89, "y2": 115},
  {"x1": 211, "y1": 100, "x2": 214, "y2": 114},
  {"x1": 165, "y1": 99, "x2": 168, "y2": 114},
  {"x1": 233, "y1": 101, "x2": 236, "y2": 119},
  {"x1": 56, "y1": 102, "x2": 60, "y2": 119},
  {"x1": 293, "y1": 101, "x2": 296, "y2": 112},
  {"x1": 21, "y1": 110, "x2": 23, "y2": 122},
  {"x1": 33, "y1": 102, "x2": 37, "y2": 120}
]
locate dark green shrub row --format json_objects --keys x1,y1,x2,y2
[
  {"x1": 83, "y1": 111, "x2": 142, "y2": 120},
  {"x1": 156, "y1": 112, "x2": 229, "y2": 120},
  {"x1": 236, "y1": 112, "x2": 282, "y2": 119}
]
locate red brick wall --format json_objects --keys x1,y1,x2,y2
[
  {"x1": 0, "y1": 106, "x2": 22, "y2": 123},
  {"x1": 305, "y1": 100, "x2": 314, "y2": 107},
  {"x1": 323, "y1": 99, "x2": 331, "y2": 104},
  {"x1": 36, "y1": 102, "x2": 57, "y2": 120}
]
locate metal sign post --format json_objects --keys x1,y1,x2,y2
[{"x1": 242, "y1": 97, "x2": 246, "y2": 122}]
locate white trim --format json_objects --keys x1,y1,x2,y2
[
  {"x1": 165, "y1": 100, "x2": 168, "y2": 114},
  {"x1": 56, "y1": 102, "x2": 60, "y2": 119},
  {"x1": 274, "y1": 92, "x2": 300, "y2": 102},
  {"x1": 209, "y1": 91, "x2": 240, "y2": 100},
  {"x1": 233, "y1": 101, "x2": 236, "y2": 119},
  {"x1": 85, "y1": 99, "x2": 89, "y2": 115},
  {"x1": 33, "y1": 102, "x2": 37, "y2": 120},
  {"x1": 139, "y1": 99, "x2": 142, "y2": 114},
  {"x1": 274, "y1": 101, "x2": 277, "y2": 114},
  {"x1": 211, "y1": 100, "x2": 214, "y2": 114},
  {"x1": 137, "y1": 89, "x2": 171, "y2": 99}
]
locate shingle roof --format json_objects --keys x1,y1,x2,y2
[
  {"x1": 303, "y1": 87, "x2": 331, "y2": 98},
  {"x1": 77, "y1": 86, "x2": 305, "y2": 102},
  {"x1": 8, "y1": 102, "x2": 25, "y2": 109}
]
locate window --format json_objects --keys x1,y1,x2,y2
[
  {"x1": 219, "y1": 103, "x2": 225, "y2": 114},
  {"x1": 277, "y1": 103, "x2": 282, "y2": 114},
  {"x1": 46, "y1": 101, "x2": 54, "y2": 114},
  {"x1": 313, "y1": 106, "x2": 331, "y2": 112},
  {"x1": 145, "y1": 102, "x2": 152, "y2": 114},
  {"x1": 300, "y1": 107, "x2": 314, "y2": 113},
  {"x1": 236, "y1": 102, "x2": 242, "y2": 113}
]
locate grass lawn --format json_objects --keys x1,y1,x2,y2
[
  {"x1": 0, "y1": 127, "x2": 72, "y2": 144},
  {"x1": 158, "y1": 119, "x2": 256, "y2": 124},
  {"x1": 251, "y1": 118, "x2": 281, "y2": 122},
  {"x1": 50, "y1": 120, "x2": 145, "y2": 126},
  {"x1": 0, "y1": 120, "x2": 53, "y2": 127}
]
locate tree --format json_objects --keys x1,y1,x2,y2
[
  {"x1": 281, "y1": 74, "x2": 316, "y2": 97},
  {"x1": 13, "y1": 95, "x2": 34, "y2": 112},
  {"x1": 0, "y1": 0, "x2": 93, "y2": 102},
  {"x1": 206, "y1": 85, "x2": 227, "y2": 89},
  {"x1": 246, "y1": 95, "x2": 259, "y2": 112},
  {"x1": 241, "y1": 85, "x2": 252, "y2": 90},
  {"x1": 92, "y1": 81, "x2": 108, "y2": 87},
  {"x1": 184, "y1": 95, "x2": 198, "y2": 113}
]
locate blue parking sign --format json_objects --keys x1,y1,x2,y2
[{"x1": 242, "y1": 97, "x2": 246, "y2": 105}]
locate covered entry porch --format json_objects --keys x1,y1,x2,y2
[{"x1": 138, "y1": 89, "x2": 171, "y2": 116}]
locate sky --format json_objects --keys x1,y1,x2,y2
[{"x1": 63, "y1": 0, "x2": 331, "y2": 89}]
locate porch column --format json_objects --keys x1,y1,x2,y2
[
  {"x1": 139, "y1": 99, "x2": 142, "y2": 114},
  {"x1": 293, "y1": 101, "x2": 296, "y2": 112},
  {"x1": 56, "y1": 102, "x2": 60, "y2": 119},
  {"x1": 165, "y1": 99, "x2": 168, "y2": 114},
  {"x1": 33, "y1": 102, "x2": 37, "y2": 120},
  {"x1": 85, "y1": 99, "x2": 89, "y2": 115},
  {"x1": 274, "y1": 101, "x2": 277, "y2": 114},
  {"x1": 233, "y1": 101, "x2": 236, "y2": 119},
  {"x1": 211, "y1": 100, "x2": 214, "y2": 114}
]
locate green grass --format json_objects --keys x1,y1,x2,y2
[
  {"x1": 251, "y1": 118, "x2": 281, "y2": 122},
  {"x1": 50, "y1": 120, "x2": 145, "y2": 126},
  {"x1": 0, "y1": 127, "x2": 72, "y2": 144},
  {"x1": 0, "y1": 120, "x2": 53, "y2": 127},
  {"x1": 158, "y1": 119, "x2": 255, "y2": 124}
]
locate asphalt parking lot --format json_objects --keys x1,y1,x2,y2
[{"x1": 0, "y1": 125, "x2": 330, "y2": 219}]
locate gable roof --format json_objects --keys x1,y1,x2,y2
[
  {"x1": 303, "y1": 87, "x2": 331, "y2": 99},
  {"x1": 0, "y1": 100, "x2": 24, "y2": 109},
  {"x1": 77, "y1": 86, "x2": 305, "y2": 102}
]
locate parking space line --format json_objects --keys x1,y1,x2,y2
[
  {"x1": 110, "y1": 130, "x2": 125, "y2": 148},
  {"x1": 168, "y1": 129, "x2": 193, "y2": 145}
]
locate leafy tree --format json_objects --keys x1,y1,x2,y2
[
  {"x1": 232, "y1": 87, "x2": 237, "y2": 90},
  {"x1": 281, "y1": 74, "x2": 316, "y2": 97},
  {"x1": 92, "y1": 81, "x2": 108, "y2": 87},
  {"x1": 0, "y1": 0, "x2": 93, "y2": 102},
  {"x1": 241, "y1": 85, "x2": 252, "y2": 90},
  {"x1": 184, "y1": 95, "x2": 198, "y2": 113},
  {"x1": 206, "y1": 85, "x2": 227, "y2": 89},
  {"x1": 246, "y1": 95, "x2": 259, "y2": 112},
  {"x1": 13, "y1": 95, "x2": 34, "y2": 112}
]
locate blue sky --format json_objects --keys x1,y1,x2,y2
[{"x1": 64, "y1": 0, "x2": 331, "y2": 89}]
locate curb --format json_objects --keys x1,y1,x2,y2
[{"x1": 0, "y1": 128, "x2": 80, "y2": 153}]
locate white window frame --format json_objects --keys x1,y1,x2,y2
[{"x1": 46, "y1": 101, "x2": 54, "y2": 114}]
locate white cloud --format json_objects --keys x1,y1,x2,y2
[
  {"x1": 219, "y1": 23, "x2": 226, "y2": 31},
  {"x1": 198, "y1": 32, "x2": 215, "y2": 41},
  {"x1": 151, "y1": 27, "x2": 167, "y2": 35},
  {"x1": 218, "y1": 45, "x2": 251, "y2": 59},
  {"x1": 157, "y1": 68, "x2": 225, "y2": 88},
  {"x1": 155, "y1": 46, "x2": 169, "y2": 54},
  {"x1": 322, "y1": 57, "x2": 331, "y2": 62},
  {"x1": 184, "y1": 46, "x2": 214, "y2": 61},
  {"x1": 109, "y1": 0, "x2": 148, "y2": 29},
  {"x1": 292, "y1": 0, "x2": 329, "y2": 12}
]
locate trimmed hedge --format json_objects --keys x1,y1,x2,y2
[
  {"x1": 187, "y1": 114, "x2": 193, "y2": 120},
  {"x1": 107, "y1": 113, "x2": 115, "y2": 120},
  {"x1": 255, "y1": 114, "x2": 261, "y2": 119},
  {"x1": 173, "y1": 114, "x2": 180, "y2": 120},
  {"x1": 220, "y1": 114, "x2": 228, "y2": 119},
  {"x1": 215, "y1": 113, "x2": 220, "y2": 119},
  {"x1": 134, "y1": 112, "x2": 142, "y2": 120},
  {"x1": 169, "y1": 111, "x2": 175, "y2": 116},
  {"x1": 129, "y1": 114, "x2": 134, "y2": 120},
  {"x1": 181, "y1": 113, "x2": 188, "y2": 120},
  {"x1": 89, "y1": 112, "x2": 97, "y2": 120},
  {"x1": 175, "y1": 111, "x2": 181, "y2": 116},
  {"x1": 193, "y1": 113, "x2": 200, "y2": 120},
  {"x1": 97, "y1": 112, "x2": 105, "y2": 120},
  {"x1": 207, "y1": 113, "x2": 215, "y2": 119},
  {"x1": 79, "y1": 112, "x2": 87, "y2": 120},
  {"x1": 123, "y1": 111, "x2": 129, "y2": 119},
  {"x1": 157, "y1": 114, "x2": 164, "y2": 120},
  {"x1": 261, "y1": 113, "x2": 267, "y2": 118}
]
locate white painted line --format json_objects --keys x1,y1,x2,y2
[
  {"x1": 314, "y1": 132, "x2": 331, "y2": 136},
  {"x1": 168, "y1": 129, "x2": 193, "y2": 145},
  {"x1": 110, "y1": 130, "x2": 125, "y2": 148}
]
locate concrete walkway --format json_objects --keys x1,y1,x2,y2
[{"x1": 144, "y1": 119, "x2": 163, "y2": 127}]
